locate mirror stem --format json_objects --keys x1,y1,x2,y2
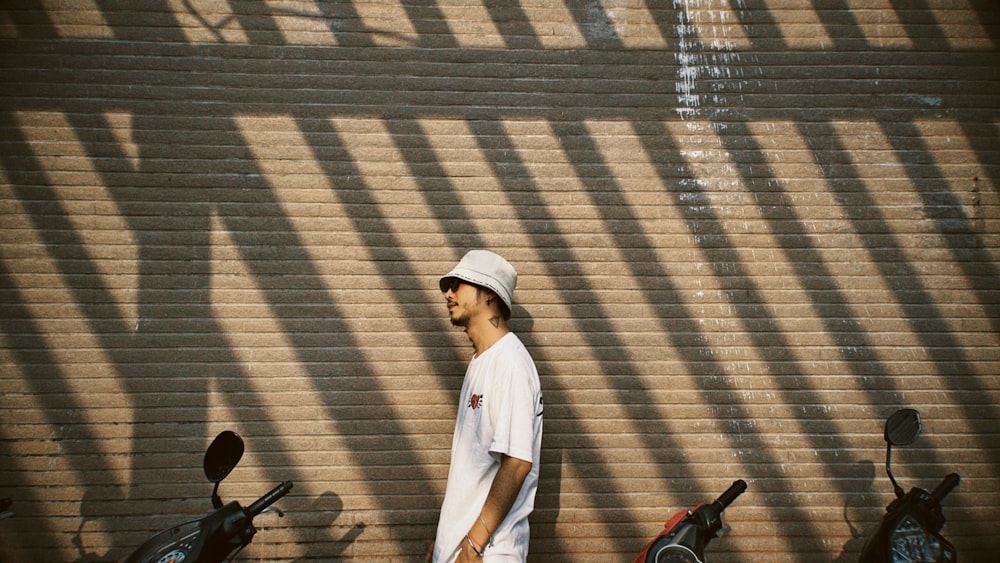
[
  {"x1": 211, "y1": 482, "x2": 224, "y2": 509},
  {"x1": 886, "y1": 444, "x2": 904, "y2": 498}
]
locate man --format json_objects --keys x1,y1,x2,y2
[{"x1": 431, "y1": 250, "x2": 544, "y2": 562}]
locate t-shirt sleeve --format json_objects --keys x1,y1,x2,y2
[{"x1": 488, "y1": 357, "x2": 539, "y2": 464}]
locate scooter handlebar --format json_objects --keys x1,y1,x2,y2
[
  {"x1": 930, "y1": 473, "x2": 959, "y2": 504},
  {"x1": 714, "y1": 479, "x2": 748, "y2": 510},
  {"x1": 246, "y1": 481, "x2": 294, "y2": 518}
]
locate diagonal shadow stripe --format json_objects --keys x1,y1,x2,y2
[
  {"x1": 481, "y1": 0, "x2": 545, "y2": 50},
  {"x1": 807, "y1": 0, "x2": 870, "y2": 49},
  {"x1": 563, "y1": 0, "x2": 625, "y2": 50},
  {"x1": 879, "y1": 120, "x2": 1000, "y2": 336},
  {"x1": 0, "y1": 0, "x2": 59, "y2": 39},
  {"x1": 304, "y1": 0, "x2": 376, "y2": 47},
  {"x1": 888, "y1": 0, "x2": 950, "y2": 47},
  {"x1": 381, "y1": 118, "x2": 488, "y2": 253},
  {"x1": 91, "y1": 0, "x2": 189, "y2": 43},
  {"x1": 966, "y1": 0, "x2": 1000, "y2": 46},
  {"x1": 397, "y1": 0, "x2": 459, "y2": 48}
]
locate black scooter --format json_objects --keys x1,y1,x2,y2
[
  {"x1": 859, "y1": 408, "x2": 960, "y2": 563},
  {"x1": 633, "y1": 479, "x2": 747, "y2": 563},
  {"x1": 122, "y1": 431, "x2": 293, "y2": 563}
]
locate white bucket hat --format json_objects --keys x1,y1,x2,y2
[{"x1": 440, "y1": 250, "x2": 517, "y2": 319}]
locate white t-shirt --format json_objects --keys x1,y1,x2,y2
[{"x1": 433, "y1": 333, "x2": 544, "y2": 562}]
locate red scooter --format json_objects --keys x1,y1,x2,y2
[
  {"x1": 633, "y1": 479, "x2": 747, "y2": 563},
  {"x1": 121, "y1": 431, "x2": 293, "y2": 563},
  {"x1": 859, "y1": 408, "x2": 959, "y2": 563}
]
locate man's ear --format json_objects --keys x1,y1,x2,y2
[{"x1": 478, "y1": 287, "x2": 496, "y2": 307}]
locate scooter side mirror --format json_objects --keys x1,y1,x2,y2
[
  {"x1": 205, "y1": 430, "x2": 244, "y2": 483},
  {"x1": 883, "y1": 409, "x2": 921, "y2": 499},
  {"x1": 205, "y1": 431, "x2": 244, "y2": 509},
  {"x1": 884, "y1": 408, "x2": 921, "y2": 446}
]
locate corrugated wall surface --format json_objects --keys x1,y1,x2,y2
[{"x1": 1, "y1": 1, "x2": 998, "y2": 561}]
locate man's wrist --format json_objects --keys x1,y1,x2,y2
[
  {"x1": 478, "y1": 514, "x2": 495, "y2": 543},
  {"x1": 465, "y1": 533, "x2": 485, "y2": 557},
  {"x1": 468, "y1": 526, "x2": 489, "y2": 548},
  {"x1": 471, "y1": 513, "x2": 494, "y2": 547}
]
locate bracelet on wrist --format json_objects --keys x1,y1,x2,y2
[
  {"x1": 478, "y1": 515, "x2": 495, "y2": 547},
  {"x1": 466, "y1": 534, "x2": 485, "y2": 557}
]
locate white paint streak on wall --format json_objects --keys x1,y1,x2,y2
[{"x1": 672, "y1": 0, "x2": 755, "y2": 121}]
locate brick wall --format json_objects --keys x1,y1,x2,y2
[{"x1": 1, "y1": 1, "x2": 998, "y2": 561}]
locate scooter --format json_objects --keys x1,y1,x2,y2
[
  {"x1": 859, "y1": 408, "x2": 960, "y2": 563},
  {"x1": 633, "y1": 479, "x2": 747, "y2": 563},
  {"x1": 122, "y1": 431, "x2": 293, "y2": 563}
]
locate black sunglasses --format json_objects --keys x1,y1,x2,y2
[{"x1": 444, "y1": 278, "x2": 464, "y2": 293}]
